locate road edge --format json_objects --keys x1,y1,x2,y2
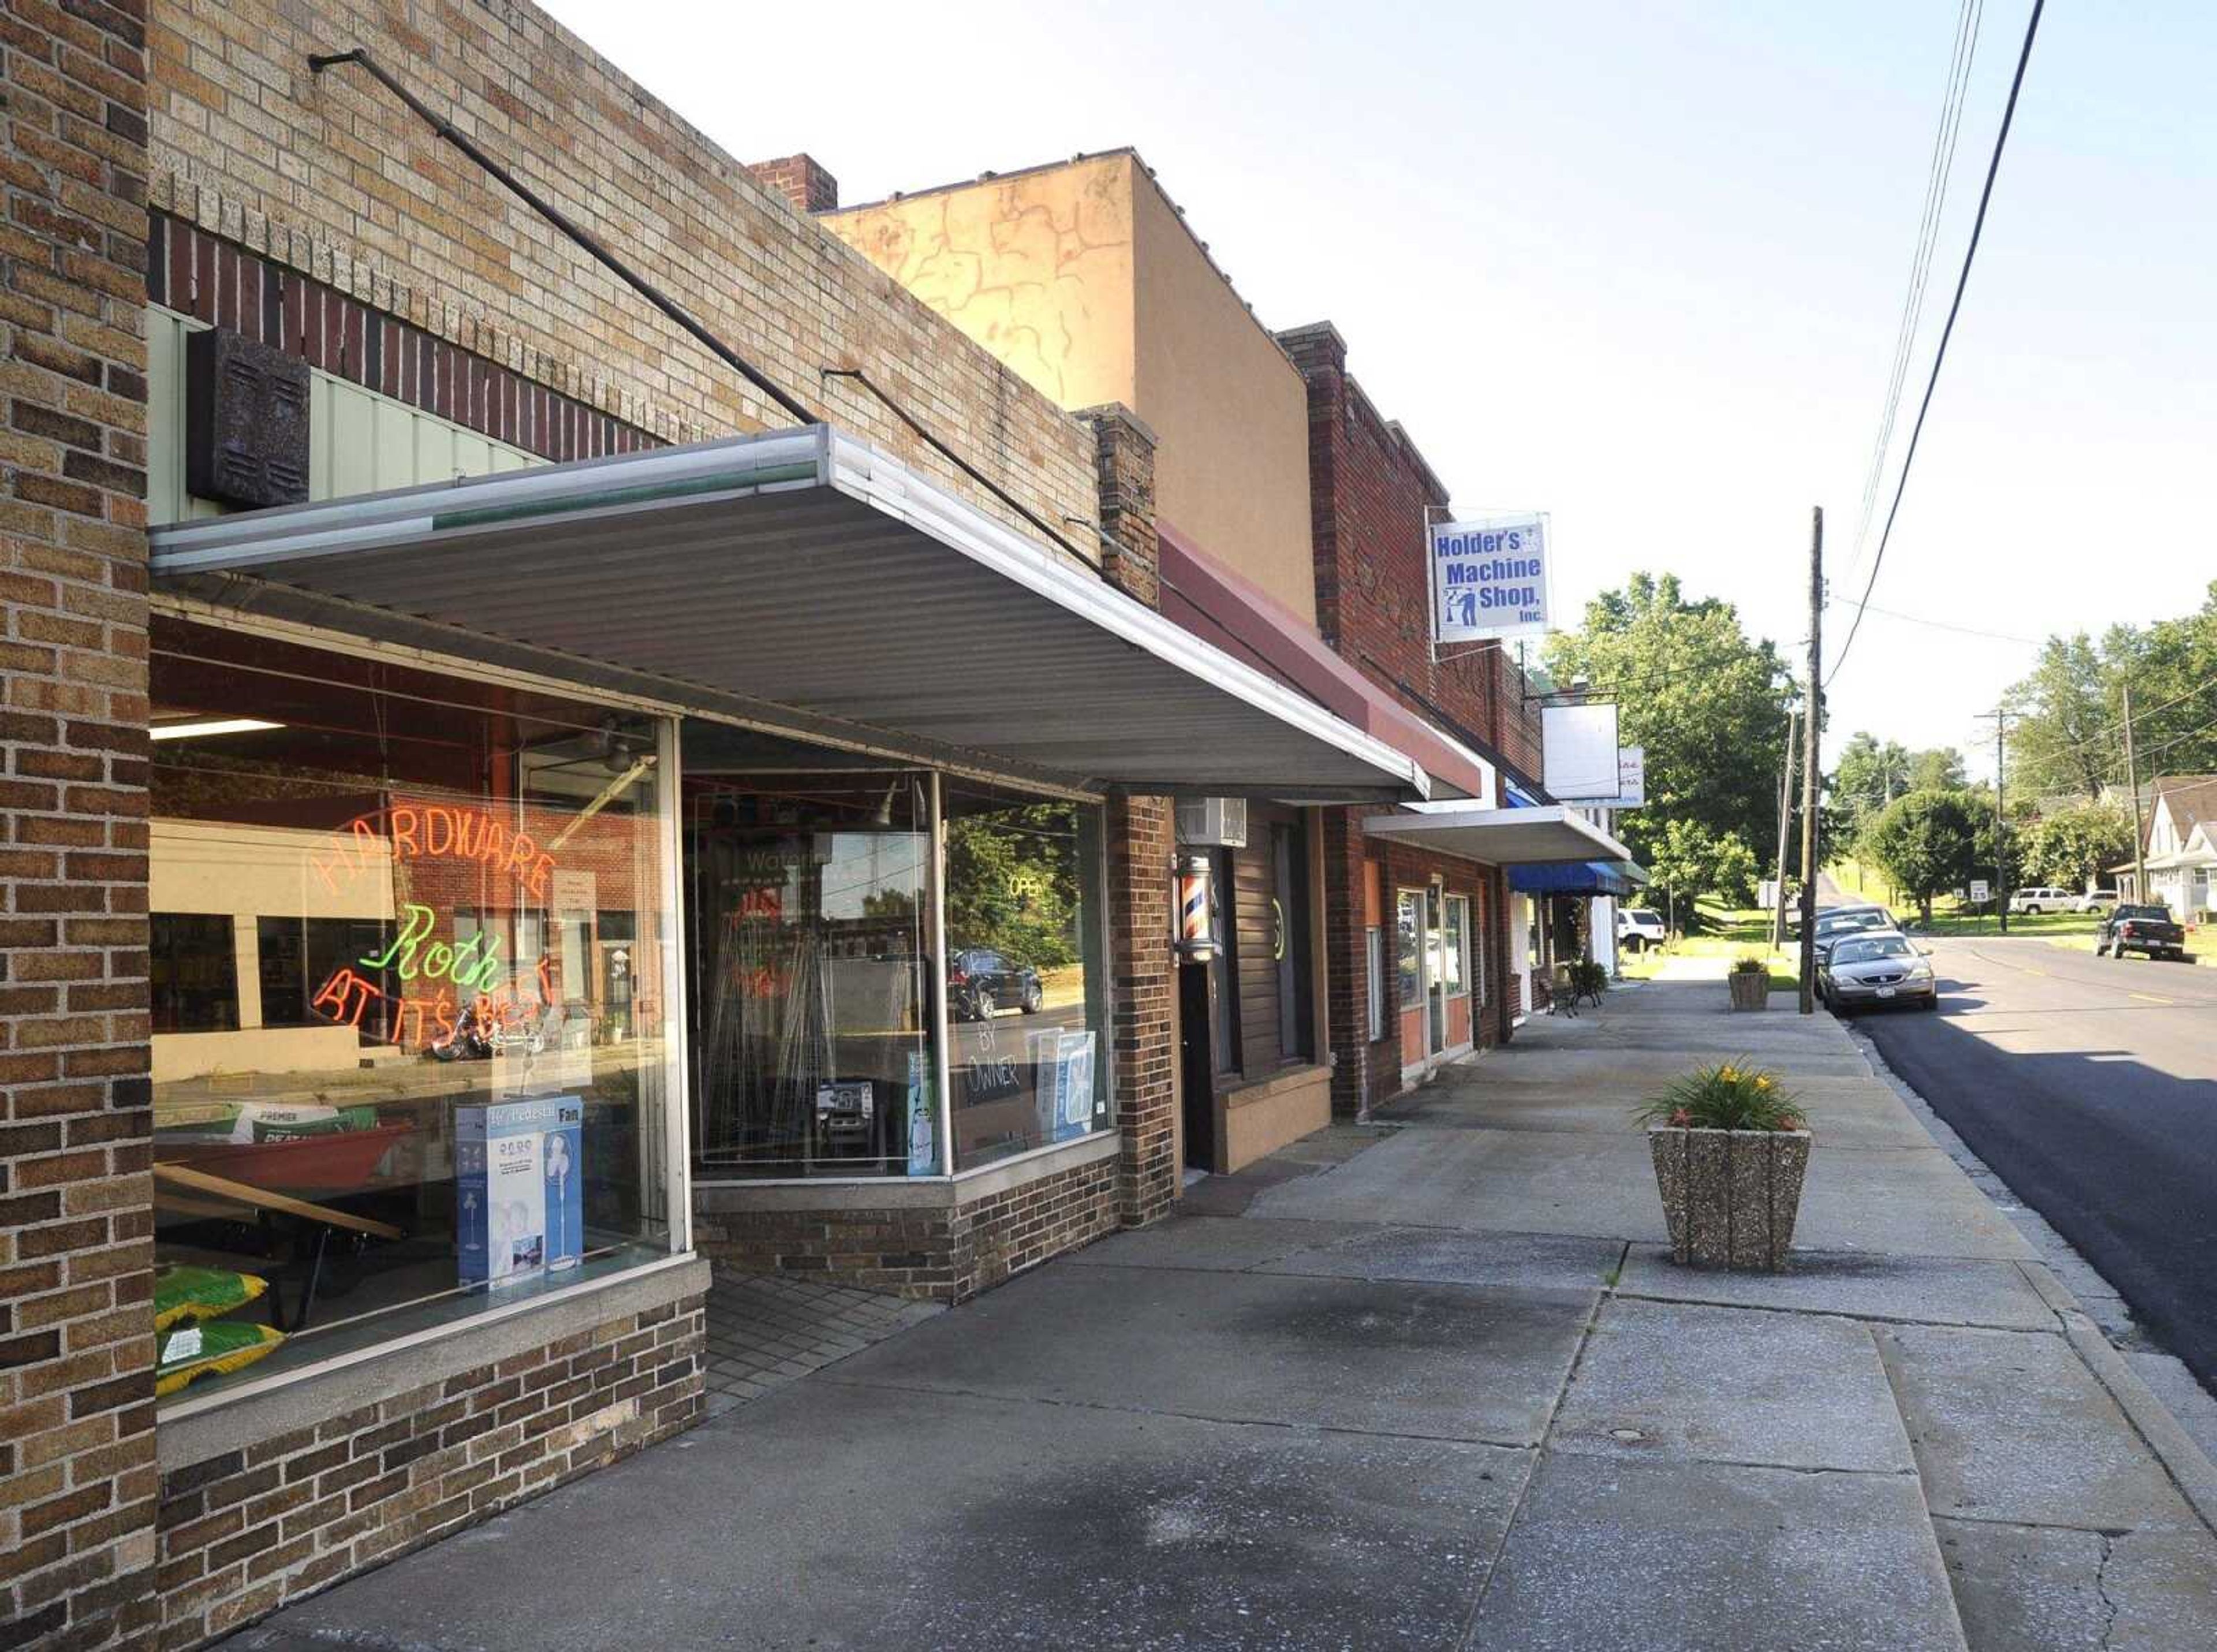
[{"x1": 1846, "y1": 1020, "x2": 2217, "y2": 1541}]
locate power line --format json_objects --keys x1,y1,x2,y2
[
  {"x1": 1826, "y1": 597, "x2": 2040, "y2": 645},
  {"x1": 1828, "y1": 0, "x2": 2046, "y2": 687},
  {"x1": 1843, "y1": 0, "x2": 1984, "y2": 591}
]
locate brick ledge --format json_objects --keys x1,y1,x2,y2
[{"x1": 158, "y1": 1255, "x2": 710, "y2": 1471}]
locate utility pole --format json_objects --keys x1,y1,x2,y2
[
  {"x1": 1978, "y1": 708, "x2": 2010, "y2": 934},
  {"x1": 1798, "y1": 508, "x2": 1822, "y2": 1015},
  {"x1": 2123, "y1": 681, "x2": 2147, "y2": 900},
  {"x1": 1771, "y1": 704, "x2": 1798, "y2": 949}
]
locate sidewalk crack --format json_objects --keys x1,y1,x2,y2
[{"x1": 2093, "y1": 1530, "x2": 2121, "y2": 1650}]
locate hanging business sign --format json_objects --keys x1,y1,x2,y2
[
  {"x1": 1542, "y1": 704, "x2": 1621, "y2": 801},
  {"x1": 1598, "y1": 747, "x2": 1647, "y2": 810},
  {"x1": 1430, "y1": 513, "x2": 1551, "y2": 644}
]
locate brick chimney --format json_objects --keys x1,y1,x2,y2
[{"x1": 746, "y1": 154, "x2": 838, "y2": 214}]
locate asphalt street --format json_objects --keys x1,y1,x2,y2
[{"x1": 1852, "y1": 934, "x2": 2217, "y2": 1388}]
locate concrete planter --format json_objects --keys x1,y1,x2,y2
[
  {"x1": 1648, "y1": 1126, "x2": 1811, "y2": 1270},
  {"x1": 1727, "y1": 971, "x2": 1770, "y2": 1011}
]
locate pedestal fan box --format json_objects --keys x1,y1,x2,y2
[{"x1": 457, "y1": 1097, "x2": 584, "y2": 1288}]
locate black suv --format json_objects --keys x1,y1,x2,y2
[{"x1": 949, "y1": 948, "x2": 1044, "y2": 1019}]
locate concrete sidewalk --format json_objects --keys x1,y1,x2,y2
[{"x1": 232, "y1": 982, "x2": 2217, "y2": 1651}]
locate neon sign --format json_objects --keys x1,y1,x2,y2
[
  {"x1": 358, "y1": 902, "x2": 510, "y2": 991},
  {"x1": 313, "y1": 802, "x2": 556, "y2": 901}
]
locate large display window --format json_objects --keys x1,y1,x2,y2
[
  {"x1": 682, "y1": 741, "x2": 1111, "y2": 1180},
  {"x1": 150, "y1": 619, "x2": 678, "y2": 1404}
]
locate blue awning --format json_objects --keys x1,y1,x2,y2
[{"x1": 1510, "y1": 860, "x2": 1645, "y2": 897}]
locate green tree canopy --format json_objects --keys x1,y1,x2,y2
[
  {"x1": 2006, "y1": 581, "x2": 2217, "y2": 802},
  {"x1": 1859, "y1": 789, "x2": 1987, "y2": 922},
  {"x1": 2019, "y1": 801, "x2": 2134, "y2": 892},
  {"x1": 1645, "y1": 818, "x2": 1759, "y2": 927},
  {"x1": 1543, "y1": 573, "x2": 1796, "y2": 899}
]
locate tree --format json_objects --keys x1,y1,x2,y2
[
  {"x1": 1645, "y1": 818, "x2": 1759, "y2": 931},
  {"x1": 2019, "y1": 801, "x2": 2134, "y2": 893},
  {"x1": 1834, "y1": 733, "x2": 1912, "y2": 836},
  {"x1": 1543, "y1": 572, "x2": 1797, "y2": 883},
  {"x1": 1908, "y1": 747, "x2": 1966, "y2": 792},
  {"x1": 2006, "y1": 583, "x2": 2217, "y2": 802},
  {"x1": 1858, "y1": 790, "x2": 1985, "y2": 922}
]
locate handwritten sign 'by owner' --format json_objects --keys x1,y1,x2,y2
[{"x1": 1430, "y1": 515, "x2": 1551, "y2": 644}]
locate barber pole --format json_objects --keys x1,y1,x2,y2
[{"x1": 1174, "y1": 853, "x2": 1218, "y2": 960}]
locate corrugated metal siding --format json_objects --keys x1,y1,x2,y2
[{"x1": 146, "y1": 306, "x2": 538, "y2": 528}]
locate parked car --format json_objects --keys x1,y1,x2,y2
[
  {"x1": 2073, "y1": 890, "x2": 2118, "y2": 914},
  {"x1": 949, "y1": 947, "x2": 1045, "y2": 1017},
  {"x1": 1616, "y1": 907, "x2": 1667, "y2": 952},
  {"x1": 1818, "y1": 930, "x2": 1938, "y2": 1013},
  {"x1": 2008, "y1": 886, "x2": 2073, "y2": 915},
  {"x1": 1809, "y1": 904, "x2": 1897, "y2": 961},
  {"x1": 2096, "y1": 904, "x2": 2188, "y2": 961}
]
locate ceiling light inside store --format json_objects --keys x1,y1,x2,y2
[{"x1": 151, "y1": 718, "x2": 284, "y2": 741}]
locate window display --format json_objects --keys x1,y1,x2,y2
[
  {"x1": 686, "y1": 769, "x2": 931, "y2": 1177},
  {"x1": 944, "y1": 790, "x2": 1108, "y2": 1170},
  {"x1": 150, "y1": 619, "x2": 675, "y2": 1399}
]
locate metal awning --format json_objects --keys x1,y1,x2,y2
[
  {"x1": 148, "y1": 426, "x2": 1429, "y2": 801},
  {"x1": 1364, "y1": 806, "x2": 1632, "y2": 866}
]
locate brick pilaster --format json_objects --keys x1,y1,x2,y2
[
  {"x1": 1, "y1": 0, "x2": 158, "y2": 1646},
  {"x1": 744, "y1": 154, "x2": 839, "y2": 215},
  {"x1": 1078, "y1": 404, "x2": 1159, "y2": 608},
  {"x1": 1321, "y1": 810, "x2": 1371, "y2": 1117},
  {"x1": 1106, "y1": 795, "x2": 1176, "y2": 1225}
]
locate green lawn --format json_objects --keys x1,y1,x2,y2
[
  {"x1": 1908, "y1": 908, "x2": 2102, "y2": 938},
  {"x1": 1621, "y1": 904, "x2": 1797, "y2": 990}
]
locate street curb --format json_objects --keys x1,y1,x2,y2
[{"x1": 2028, "y1": 1270, "x2": 2217, "y2": 1539}]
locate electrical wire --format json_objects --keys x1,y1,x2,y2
[
  {"x1": 1842, "y1": 0, "x2": 1984, "y2": 591},
  {"x1": 1828, "y1": 0, "x2": 2046, "y2": 688},
  {"x1": 2024, "y1": 666, "x2": 2217, "y2": 763},
  {"x1": 1826, "y1": 598, "x2": 2040, "y2": 645}
]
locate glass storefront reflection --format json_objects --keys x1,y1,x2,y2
[{"x1": 944, "y1": 793, "x2": 1107, "y2": 1170}]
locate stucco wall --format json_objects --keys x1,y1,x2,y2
[
  {"x1": 1128, "y1": 167, "x2": 1316, "y2": 624},
  {"x1": 830, "y1": 153, "x2": 1316, "y2": 624},
  {"x1": 826, "y1": 155, "x2": 1139, "y2": 415}
]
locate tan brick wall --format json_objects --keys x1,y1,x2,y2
[
  {"x1": 145, "y1": 0, "x2": 1099, "y2": 561},
  {"x1": 1, "y1": 0, "x2": 159, "y2": 1643},
  {"x1": 154, "y1": 1294, "x2": 704, "y2": 1648}
]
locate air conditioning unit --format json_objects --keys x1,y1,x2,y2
[{"x1": 1176, "y1": 797, "x2": 1249, "y2": 848}]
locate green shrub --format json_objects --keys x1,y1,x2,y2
[
  {"x1": 1729, "y1": 954, "x2": 1770, "y2": 976},
  {"x1": 1634, "y1": 1059, "x2": 1804, "y2": 1132},
  {"x1": 1570, "y1": 958, "x2": 1608, "y2": 995}
]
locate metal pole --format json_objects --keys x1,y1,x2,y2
[
  {"x1": 2123, "y1": 682, "x2": 2147, "y2": 901},
  {"x1": 1995, "y1": 710, "x2": 2009, "y2": 934},
  {"x1": 1771, "y1": 704, "x2": 1798, "y2": 949},
  {"x1": 1798, "y1": 508, "x2": 1823, "y2": 1015}
]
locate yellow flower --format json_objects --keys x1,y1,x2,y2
[
  {"x1": 1718, "y1": 1066, "x2": 1739, "y2": 1084},
  {"x1": 1755, "y1": 1075, "x2": 1772, "y2": 1092}
]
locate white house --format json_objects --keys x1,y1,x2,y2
[{"x1": 2114, "y1": 774, "x2": 2217, "y2": 919}]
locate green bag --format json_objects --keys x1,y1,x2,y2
[
  {"x1": 154, "y1": 1266, "x2": 268, "y2": 1332},
  {"x1": 252, "y1": 1105, "x2": 379, "y2": 1142},
  {"x1": 156, "y1": 1320, "x2": 286, "y2": 1397}
]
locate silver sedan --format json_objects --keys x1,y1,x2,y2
[{"x1": 1819, "y1": 931, "x2": 1938, "y2": 1012}]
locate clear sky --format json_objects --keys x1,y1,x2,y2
[{"x1": 541, "y1": 0, "x2": 2215, "y2": 778}]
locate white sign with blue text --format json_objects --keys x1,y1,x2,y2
[{"x1": 1431, "y1": 514, "x2": 1551, "y2": 644}]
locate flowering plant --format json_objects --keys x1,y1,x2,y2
[
  {"x1": 1729, "y1": 954, "x2": 1772, "y2": 976},
  {"x1": 1634, "y1": 1059, "x2": 1804, "y2": 1132}
]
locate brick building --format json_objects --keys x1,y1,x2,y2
[{"x1": 1, "y1": 4, "x2": 1436, "y2": 1646}]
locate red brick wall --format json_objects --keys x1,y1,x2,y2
[
  {"x1": 744, "y1": 154, "x2": 839, "y2": 216},
  {"x1": 0, "y1": 0, "x2": 160, "y2": 1644},
  {"x1": 1279, "y1": 323, "x2": 1544, "y2": 784},
  {"x1": 1106, "y1": 794, "x2": 1177, "y2": 1224},
  {"x1": 155, "y1": 1294, "x2": 703, "y2": 1647}
]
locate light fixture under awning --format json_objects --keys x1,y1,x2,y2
[
  {"x1": 1364, "y1": 806, "x2": 1633, "y2": 866},
  {"x1": 149, "y1": 426, "x2": 1430, "y2": 803}
]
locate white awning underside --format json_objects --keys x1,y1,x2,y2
[
  {"x1": 150, "y1": 426, "x2": 1430, "y2": 801},
  {"x1": 1363, "y1": 806, "x2": 1634, "y2": 866}
]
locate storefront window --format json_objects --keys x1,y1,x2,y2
[
  {"x1": 945, "y1": 790, "x2": 1108, "y2": 1170},
  {"x1": 1396, "y1": 891, "x2": 1421, "y2": 1004},
  {"x1": 150, "y1": 619, "x2": 674, "y2": 1403},
  {"x1": 686, "y1": 767, "x2": 931, "y2": 1178}
]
